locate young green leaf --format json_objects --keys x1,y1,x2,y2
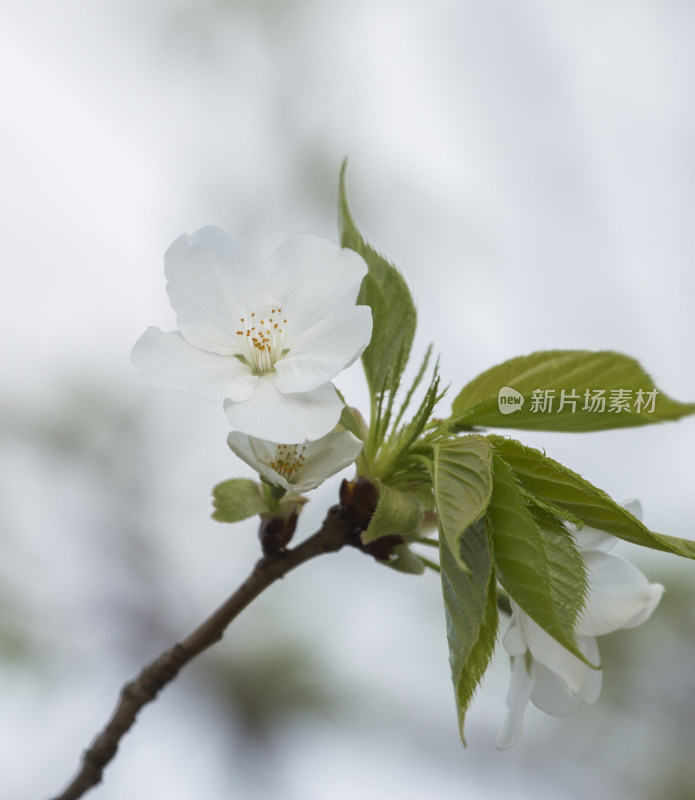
[
  {"x1": 338, "y1": 160, "x2": 417, "y2": 399},
  {"x1": 212, "y1": 478, "x2": 268, "y2": 523},
  {"x1": 393, "y1": 344, "x2": 434, "y2": 433},
  {"x1": 362, "y1": 480, "x2": 424, "y2": 543},
  {"x1": 440, "y1": 521, "x2": 498, "y2": 745},
  {"x1": 486, "y1": 454, "x2": 590, "y2": 664},
  {"x1": 432, "y1": 436, "x2": 493, "y2": 570},
  {"x1": 490, "y1": 435, "x2": 695, "y2": 560},
  {"x1": 376, "y1": 363, "x2": 445, "y2": 486},
  {"x1": 452, "y1": 350, "x2": 695, "y2": 432}
]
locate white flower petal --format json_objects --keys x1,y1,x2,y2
[
  {"x1": 620, "y1": 583, "x2": 665, "y2": 629},
  {"x1": 578, "y1": 636, "x2": 603, "y2": 704},
  {"x1": 227, "y1": 428, "x2": 363, "y2": 493},
  {"x1": 273, "y1": 234, "x2": 368, "y2": 332},
  {"x1": 165, "y1": 227, "x2": 284, "y2": 354},
  {"x1": 496, "y1": 656, "x2": 534, "y2": 750},
  {"x1": 518, "y1": 612, "x2": 587, "y2": 694},
  {"x1": 226, "y1": 434, "x2": 297, "y2": 491},
  {"x1": 529, "y1": 635, "x2": 601, "y2": 716},
  {"x1": 573, "y1": 524, "x2": 618, "y2": 553},
  {"x1": 223, "y1": 375, "x2": 343, "y2": 442},
  {"x1": 529, "y1": 661, "x2": 587, "y2": 717},
  {"x1": 289, "y1": 430, "x2": 363, "y2": 490},
  {"x1": 573, "y1": 499, "x2": 642, "y2": 552},
  {"x1": 274, "y1": 305, "x2": 373, "y2": 393},
  {"x1": 578, "y1": 550, "x2": 664, "y2": 636},
  {"x1": 131, "y1": 327, "x2": 257, "y2": 402},
  {"x1": 501, "y1": 607, "x2": 528, "y2": 657},
  {"x1": 621, "y1": 498, "x2": 643, "y2": 521}
]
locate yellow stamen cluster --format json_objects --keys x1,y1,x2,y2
[
  {"x1": 235, "y1": 307, "x2": 288, "y2": 374},
  {"x1": 269, "y1": 443, "x2": 307, "y2": 479}
]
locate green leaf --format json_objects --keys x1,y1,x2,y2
[
  {"x1": 377, "y1": 364, "x2": 445, "y2": 486},
  {"x1": 212, "y1": 479, "x2": 268, "y2": 523},
  {"x1": 486, "y1": 454, "x2": 590, "y2": 663},
  {"x1": 432, "y1": 436, "x2": 493, "y2": 570},
  {"x1": 392, "y1": 344, "x2": 434, "y2": 432},
  {"x1": 338, "y1": 160, "x2": 417, "y2": 398},
  {"x1": 370, "y1": 347, "x2": 408, "y2": 454},
  {"x1": 518, "y1": 488, "x2": 586, "y2": 530},
  {"x1": 451, "y1": 350, "x2": 695, "y2": 432},
  {"x1": 490, "y1": 435, "x2": 695, "y2": 560},
  {"x1": 362, "y1": 480, "x2": 424, "y2": 544},
  {"x1": 440, "y1": 520, "x2": 498, "y2": 745}
]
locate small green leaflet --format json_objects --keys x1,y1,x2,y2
[
  {"x1": 338, "y1": 160, "x2": 417, "y2": 399},
  {"x1": 452, "y1": 350, "x2": 695, "y2": 432},
  {"x1": 362, "y1": 480, "x2": 424, "y2": 544},
  {"x1": 440, "y1": 521, "x2": 498, "y2": 745},
  {"x1": 375, "y1": 358, "x2": 444, "y2": 486},
  {"x1": 490, "y1": 435, "x2": 695, "y2": 560},
  {"x1": 486, "y1": 454, "x2": 590, "y2": 664},
  {"x1": 212, "y1": 479, "x2": 268, "y2": 523},
  {"x1": 432, "y1": 436, "x2": 493, "y2": 570}
]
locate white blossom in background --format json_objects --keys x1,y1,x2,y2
[
  {"x1": 496, "y1": 500, "x2": 664, "y2": 749},
  {"x1": 132, "y1": 227, "x2": 372, "y2": 442},
  {"x1": 227, "y1": 427, "x2": 363, "y2": 493}
]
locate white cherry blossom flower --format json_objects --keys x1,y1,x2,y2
[
  {"x1": 227, "y1": 428, "x2": 363, "y2": 493},
  {"x1": 132, "y1": 227, "x2": 372, "y2": 442},
  {"x1": 496, "y1": 499, "x2": 664, "y2": 749}
]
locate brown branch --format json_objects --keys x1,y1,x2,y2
[{"x1": 50, "y1": 505, "x2": 352, "y2": 800}]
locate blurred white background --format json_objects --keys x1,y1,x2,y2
[{"x1": 2, "y1": 1, "x2": 695, "y2": 798}]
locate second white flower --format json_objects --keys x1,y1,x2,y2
[{"x1": 227, "y1": 427, "x2": 364, "y2": 493}]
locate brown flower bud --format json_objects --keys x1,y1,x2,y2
[{"x1": 258, "y1": 512, "x2": 298, "y2": 556}]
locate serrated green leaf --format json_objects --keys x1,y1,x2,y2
[
  {"x1": 378, "y1": 366, "x2": 445, "y2": 486},
  {"x1": 452, "y1": 350, "x2": 695, "y2": 432},
  {"x1": 362, "y1": 480, "x2": 424, "y2": 543},
  {"x1": 487, "y1": 454, "x2": 590, "y2": 664},
  {"x1": 432, "y1": 436, "x2": 493, "y2": 570},
  {"x1": 393, "y1": 344, "x2": 434, "y2": 432},
  {"x1": 519, "y1": 489, "x2": 586, "y2": 530},
  {"x1": 490, "y1": 435, "x2": 695, "y2": 560},
  {"x1": 397, "y1": 372, "x2": 443, "y2": 455},
  {"x1": 338, "y1": 161, "x2": 416, "y2": 398},
  {"x1": 212, "y1": 478, "x2": 268, "y2": 523},
  {"x1": 440, "y1": 520, "x2": 498, "y2": 745}
]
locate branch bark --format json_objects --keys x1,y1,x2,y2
[{"x1": 51, "y1": 505, "x2": 352, "y2": 800}]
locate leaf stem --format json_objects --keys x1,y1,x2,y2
[
  {"x1": 414, "y1": 537, "x2": 439, "y2": 549},
  {"x1": 419, "y1": 554, "x2": 441, "y2": 573}
]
